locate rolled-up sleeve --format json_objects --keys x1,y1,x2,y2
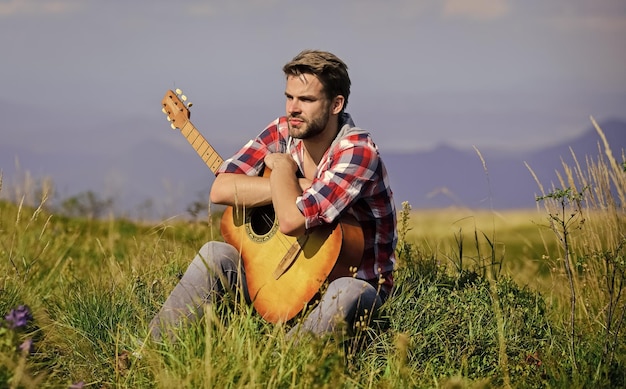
[{"x1": 296, "y1": 135, "x2": 379, "y2": 230}]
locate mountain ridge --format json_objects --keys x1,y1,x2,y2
[
  {"x1": 384, "y1": 119, "x2": 624, "y2": 210},
  {"x1": 1, "y1": 118, "x2": 624, "y2": 218}
]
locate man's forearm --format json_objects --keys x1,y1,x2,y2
[
  {"x1": 269, "y1": 166, "x2": 306, "y2": 236},
  {"x1": 209, "y1": 173, "x2": 273, "y2": 208}
]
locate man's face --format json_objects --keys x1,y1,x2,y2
[{"x1": 284, "y1": 74, "x2": 332, "y2": 140}]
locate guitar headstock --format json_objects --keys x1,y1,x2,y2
[{"x1": 162, "y1": 89, "x2": 193, "y2": 130}]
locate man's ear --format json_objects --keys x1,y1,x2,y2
[{"x1": 331, "y1": 96, "x2": 345, "y2": 115}]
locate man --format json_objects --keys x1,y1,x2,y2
[{"x1": 150, "y1": 50, "x2": 397, "y2": 341}]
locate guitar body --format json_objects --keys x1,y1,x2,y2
[
  {"x1": 161, "y1": 89, "x2": 364, "y2": 323},
  {"x1": 220, "y1": 204, "x2": 364, "y2": 323}
]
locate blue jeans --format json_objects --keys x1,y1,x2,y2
[{"x1": 149, "y1": 241, "x2": 385, "y2": 341}]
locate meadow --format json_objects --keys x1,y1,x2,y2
[{"x1": 1, "y1": 121, "x2": 624, "y2": 388}]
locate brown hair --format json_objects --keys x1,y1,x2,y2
[{"x1": 282, "y1": 50, "x2": 351, "y2": 111}]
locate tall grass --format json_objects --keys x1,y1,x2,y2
[
  {"x1": 1, "y1": 119, "x2": 625, "y2": 387},
  {"x1": 530, "y1": 117, "x2": 626, "y2": 384}
]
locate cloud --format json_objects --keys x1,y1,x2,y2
[
  {"x1": 545, "y1": 1, "x2": 626, "y2": 34},
  {"x1": 442, "y1": 0, "x2": 511, "y2": 21},
  {"x1": 0, "y1": 0, "x2": 83, "y2": 16},
  {"x1": 184, "y1": 0, "x2": 281, "y2": 17},
  {"x1": 184, "y1": 3, "x2": 219, "y2": 17},
  {"x1": 550, "y1": 14, "x2": 626, "y2": 33},
  {"x1": 345, "y1": 0, "x2": 431, "y2": 21}
]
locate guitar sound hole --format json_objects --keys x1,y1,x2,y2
[{"x1": 249, "y1": 205, "x2": 276, "y2": 236}]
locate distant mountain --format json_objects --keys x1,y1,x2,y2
[
  {"x1": 384, "y1": 119, "x2": 625, "y2": 209},
  {"x1": 1, "y1": 115, "x2": 624, "y2": 218}
]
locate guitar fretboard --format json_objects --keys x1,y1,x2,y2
[{"x1": 180, "y1": 121, "x2": 224, "y2": 175}]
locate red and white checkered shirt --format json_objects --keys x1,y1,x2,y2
[{"x1": 217, "y1": 113, "x2": 397, "y2": 295}]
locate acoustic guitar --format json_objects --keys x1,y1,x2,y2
[{"x1": 161, "y1": 89, "x2": 364, "y2": 323}]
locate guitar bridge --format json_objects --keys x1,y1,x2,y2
[{"x1": 272, "y1": 234, "x2": 309, "y2": 280}]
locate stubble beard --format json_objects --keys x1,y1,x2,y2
[{"x1": 288, "y1": 105, "x2": 330, "y2": 140}]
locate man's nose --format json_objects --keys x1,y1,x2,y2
[{"x1": 287, "y1": 99, "x2": 301, "y2": 115}]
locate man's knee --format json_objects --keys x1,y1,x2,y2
[
  {"x1": 326, "y1": 278, "x2": 378, "y2": 303},
  {"x1": 196, "y1": 241, "x2": 240, "y2": 269},
  {"x1": 323, "y1": 278, "x2": 382, "y2": 321}
]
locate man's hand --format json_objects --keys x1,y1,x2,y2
[
  {"x1": 264, "y1": 153, "x2": 298, "y2": 174},
  {"x1": 265, "y1": 154, "x2": 312, "y2": 191}
]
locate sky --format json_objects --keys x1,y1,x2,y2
[{"x1": 1, "y1": 0, "x2": 625, "y2": 179}]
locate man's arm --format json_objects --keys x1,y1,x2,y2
[
  {"x1": 264, "y1": 153, "x2": 307, "y2": 237},
  {"x1": 209, "y1": 173, "x2": 273, "y2": 208},
  {"x1": 210, "y1": 172, "x2": 312, "y2": 207}
]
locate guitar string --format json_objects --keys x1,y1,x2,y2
[{"x1": 259, "y1": 210, "x2": 293, "y2": 252}]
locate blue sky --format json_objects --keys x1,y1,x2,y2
[{"x1": 2, "y1": 0, "x2": 625, "y2": 157}]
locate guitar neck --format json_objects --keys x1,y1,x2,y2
[{"x1": 179, "y1": 120, "x2": 224, "y2": 175}]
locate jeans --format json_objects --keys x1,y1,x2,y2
[{"x1": 149, "y1": 241, "x2": 385, "y2": 341}]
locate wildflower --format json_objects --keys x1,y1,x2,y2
[
  {"x1": 4, "y1": 305, "x2": 33, "y2": 329},
  {"x1": 19, "y1": 338, "x2": 34, "y2": 355}
]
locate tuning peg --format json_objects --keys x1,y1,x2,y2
[
  {"x1": 181, "y1": 95, "x2": 188, "y2": 102},
  {"x1": 166, "y1": 116, "x2": 171, "y2": 122},
  {"x1": 161, "y1": 107, "x2": 167, "y2": 114},
  {"x1": 175, "y1": 88, "x2": 182, "y2": 95},
  {"x1": 187, "y1": 102, "x2": 193, "y2": 108},
  {"x1": 171, "y1": 123, "x2": 177, "y2": 130}
]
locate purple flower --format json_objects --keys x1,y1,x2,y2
[
  {"x1": 19, "y1": 338, "x2": 34, "y2": 354},
  {"x1": 69, "y1": 381, "x2": 85, "y2": 389},
  {"x1": 4, "y1": 305, "x2": 33, "y2": 329}
]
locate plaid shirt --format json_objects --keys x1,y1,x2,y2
[{"x1": 217, "y1": 113, "x2": 397, "y2": 295}]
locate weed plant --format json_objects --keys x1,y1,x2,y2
[
  {"x1": 0, "y1": 120, "x2": 624, "y2": 387},
  {"x1": 530, "y1": 117, "x2": 626, "y2": 385}
]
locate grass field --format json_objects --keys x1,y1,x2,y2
[{"x1": 1, "y1": 122, "x2": 624, "y2": 388}]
